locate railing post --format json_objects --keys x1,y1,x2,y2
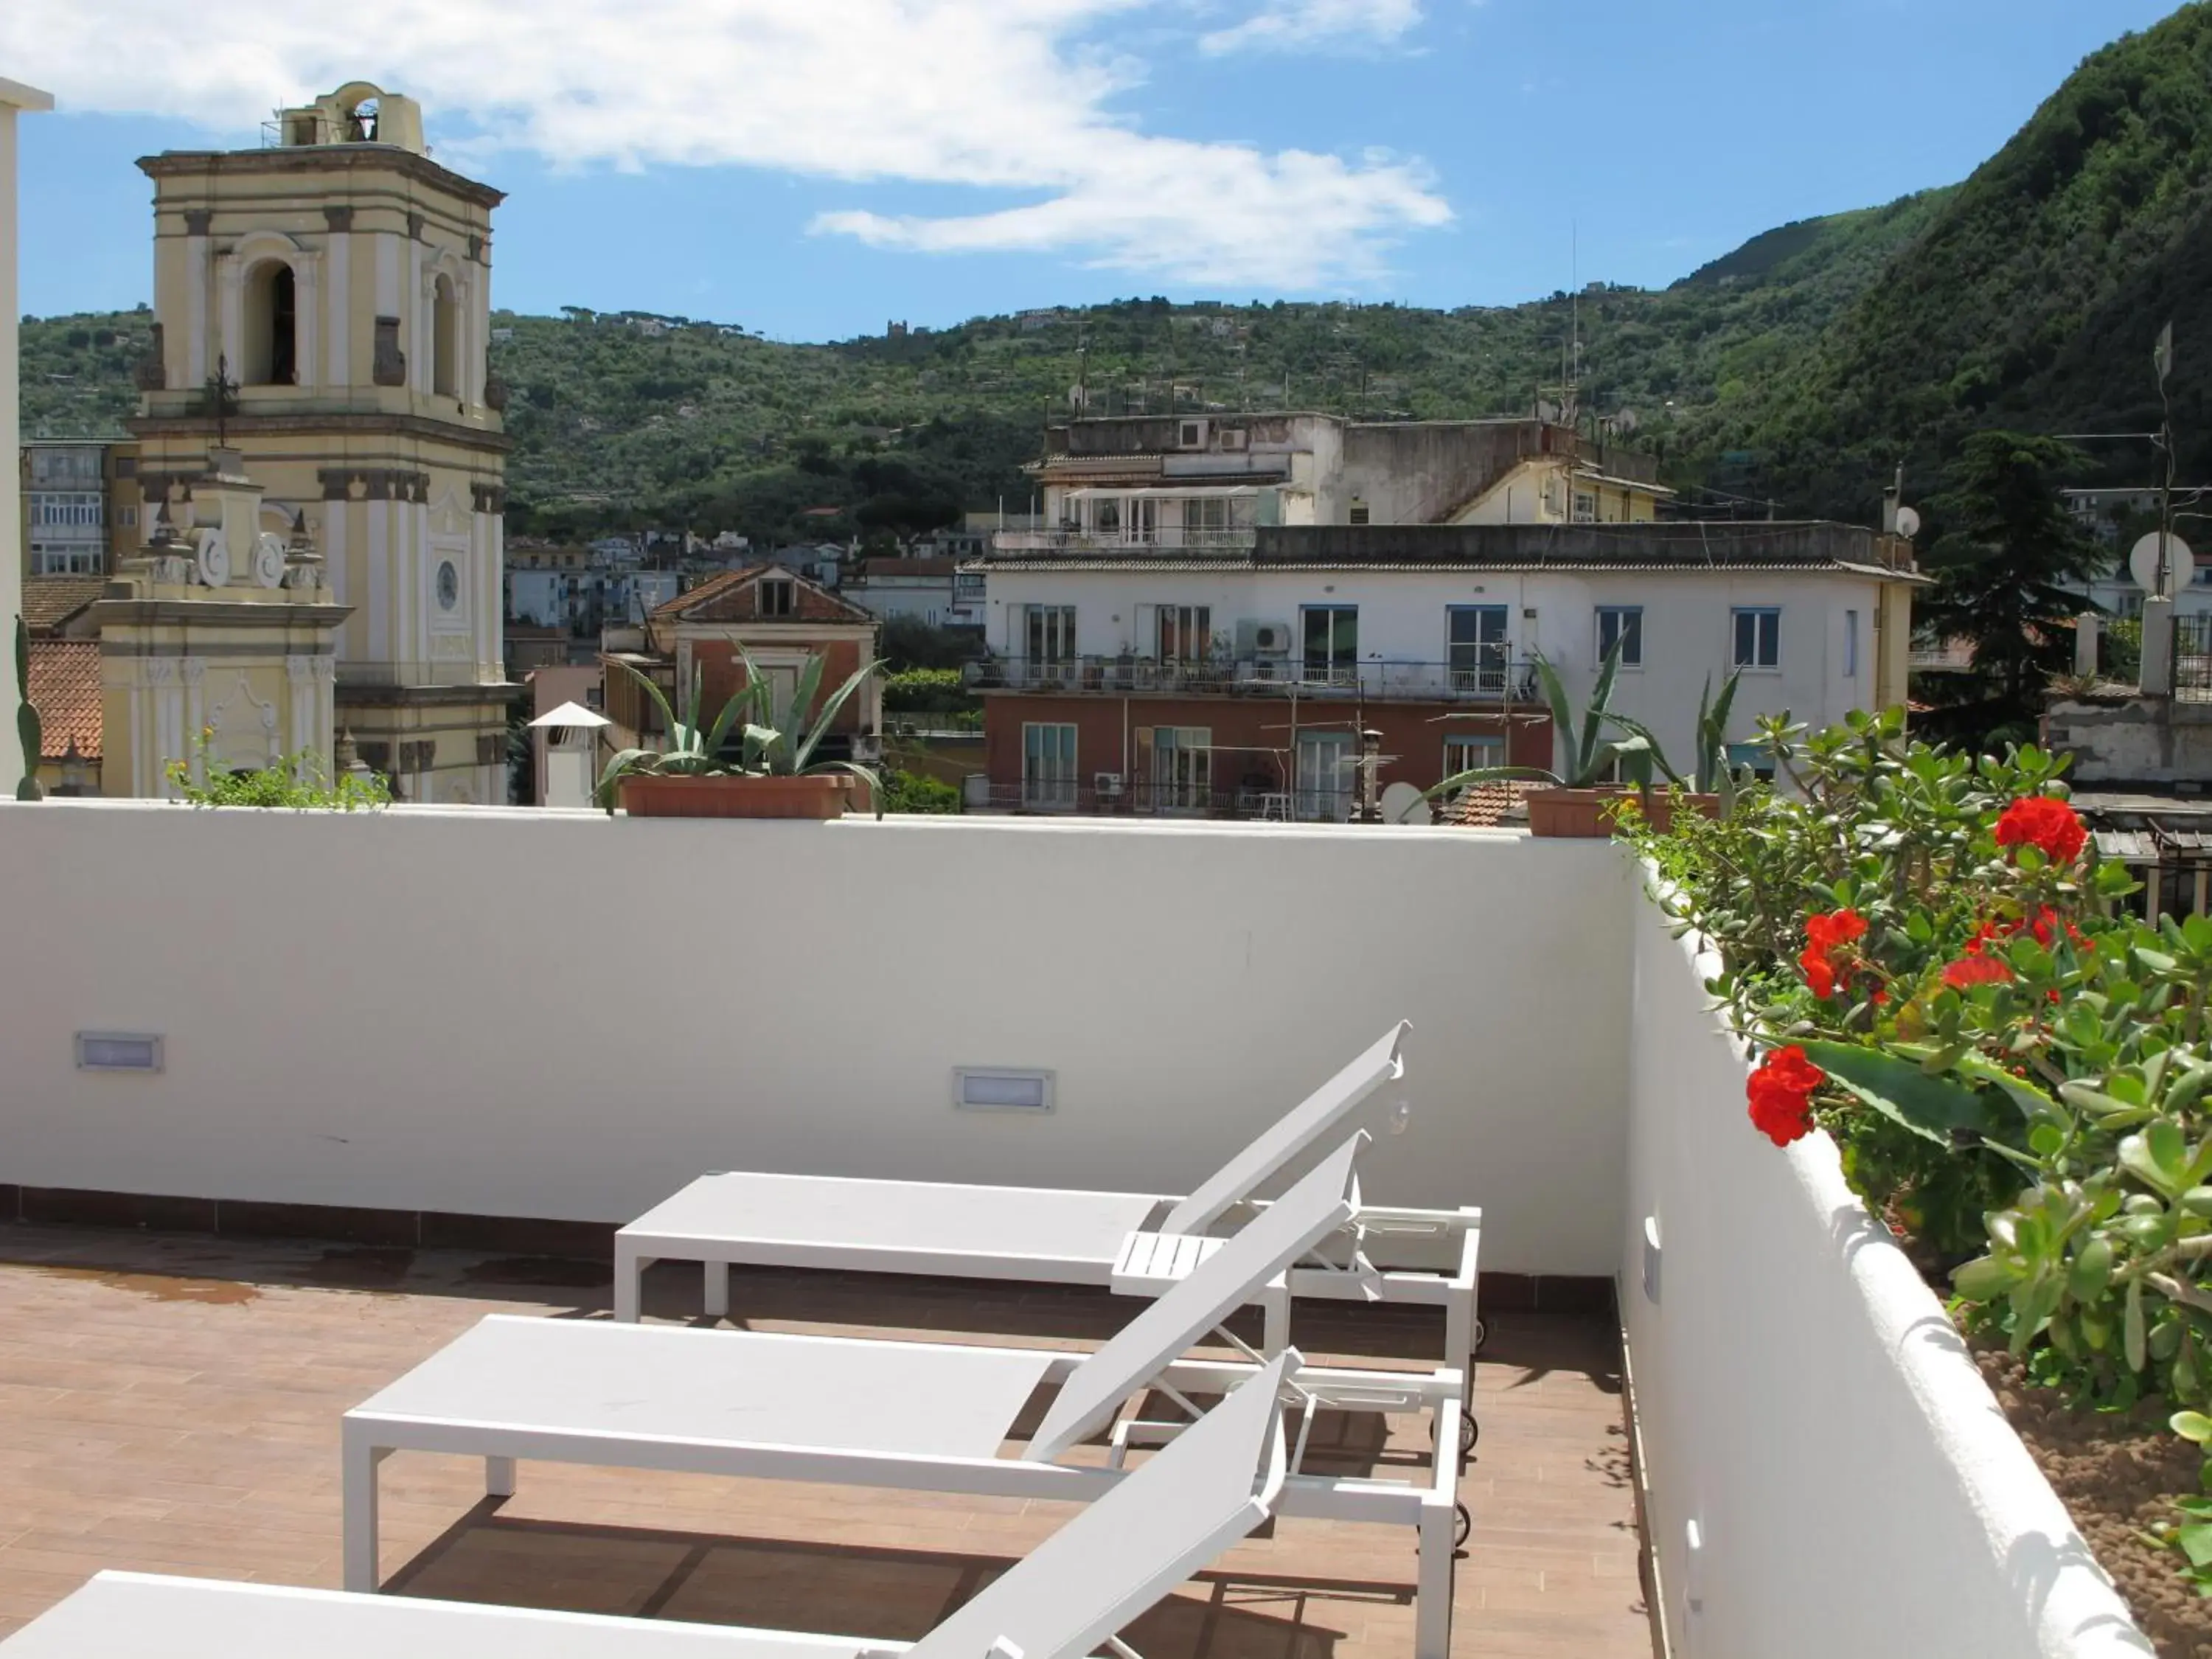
[{"x1": 2074, "y1": 613, "x2": 2098, "y2": 678}]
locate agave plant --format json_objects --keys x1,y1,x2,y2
[
  {"x1": 595, "y1": 646, "x2": 883, "y2": 813},
  {"x1": 14, "y1": 616, "x2": 41, "y2": 803},
  {"x1": 1426, "y1": 641, "x2": 1664, "y2": 799},
  {"x1": 1605, "y1": 666, "x2": 1749, "y2": 812}
]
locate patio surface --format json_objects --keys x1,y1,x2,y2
[{"x1": 0, "y1": 1222, "x2": 1653, "y2": 1658}]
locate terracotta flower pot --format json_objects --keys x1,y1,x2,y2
[
  {"x1": 1523, "y1": 787, "x2": 1624, "y2": 838},
  {"x1": 1524, "y1": 787, "x2": 1726, "y2": 838},
  {"x1": 617, "y1": 774, "x2": 855, "y2": 820}
]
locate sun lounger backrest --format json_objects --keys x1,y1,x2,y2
[
  {"x1": 913, "y1": 1354, "x2": 1291, "y2": 1659},
  {"x1": 1026, "y1": 1137, "x2": 1363, "y2": 1461},
  {"x1": 1161, "y1": 1020, "x2": 1407, "y2": 1235}
]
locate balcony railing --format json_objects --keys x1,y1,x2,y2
[
  {"x1": 966, "y1": 655, "x2": 1541, "y2": 703},
  {"x1": 984, "y1": 778, "x2": 1360, "y2": 822},
  {"x1": 991, "y1": 527, "x2": 1259, "y2": 554}
]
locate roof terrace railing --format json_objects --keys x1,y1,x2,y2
[
  {"x1": 992, "y1": 527, "x2": 1259, "y2": 554},
  {"x1": 966, "y1": 655, "x2": 1541, "y2": 703},
  {"x1": 977, "y1": 777, "x2": 1360, "y2": 823}
]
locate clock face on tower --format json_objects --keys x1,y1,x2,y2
[{"x1": 436, "y1": 560, "x2": 460, "y2": 611}]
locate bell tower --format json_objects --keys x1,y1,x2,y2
[{"x1": 129, "y1": 80, "x2": 518, "y2": 803}]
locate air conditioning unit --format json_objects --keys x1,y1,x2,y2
[
  {"x1": 1220, "y1": 427, "x2": 1248, "y2": 452},
  {"x1": 1250, "y1": 621, "x2": 1295, "y2": 655},
  {"x1": 1094, "y1": 772, "x2": 1125, "y2": 798}
]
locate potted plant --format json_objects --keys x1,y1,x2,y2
[
  {"x1": 597, "y1": 647, "x2": 882, "y2": 820},
  {"x1": 1427, "y1": 644, "x2": 1665, "y2": 837},
  {"x1": 1605, "y1": 667, "x2": 1746, "y2": 830}
]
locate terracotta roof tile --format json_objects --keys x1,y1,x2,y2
[
  {"x1": 1445, "y1": 778, "x2": 1542, "y2": 827},
  {"x1": 26, "y1": 640, "x2": 102, "y2": 761},
  {"x1": 18, "y1": 576, "x2": 107, "y2": 635}
]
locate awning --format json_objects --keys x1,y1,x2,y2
[{"x1": 529, "y1": 700, "x2": 611, "y2": 729}]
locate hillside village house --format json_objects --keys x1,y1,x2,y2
[
  {"x1": 600, "y1": 563, "x2": 883, "y2": 766},
  {"x1": 972, "y1": 521, "x2": 1921, "y2": 818}
]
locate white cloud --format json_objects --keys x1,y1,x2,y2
[
  {"x1": 0, "y1": 0, "x2": 1451, "y2": 288},
  {"x1": 1199, "y1": 0, "x2": 1425, "y2": 55}
]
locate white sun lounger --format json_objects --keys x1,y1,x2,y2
[
  {"x1": 4, "y1": 1349, "x2": 1294, "y2": 1659},
  {"x1": 345, "y1": 1137, "x2": 1463, "y2": 1659},
  {"x1": 615, "y1": 1020, "x2": 1483, "y2": 1360}
]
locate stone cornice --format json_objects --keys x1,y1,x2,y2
[
  {"x1": 136, "y1": 146, "x2": 504, "y2": 212},
  {"x1": 127, "y1": 410, "x2": 514, "y2": 456}
]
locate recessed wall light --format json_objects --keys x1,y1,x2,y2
[
  {"x1": 953, "y1": 1067, "x2": 1055, "y2": 1113},
  {"x1": 76, "y1": 1032, "x2": 164, "y2": 1073}
]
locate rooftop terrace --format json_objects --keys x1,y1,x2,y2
[
  {"x1": 0, "y1": 800, "x2": 2158, "y2": 1659},
  {"x1": 0, "y1": 1223, "x2": 1644, "y2": 1658}
]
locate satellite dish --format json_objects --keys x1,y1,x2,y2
[
  {"x1": 1380, "y1": 781, "x2": 1430, "y2": 826},
  {"x1": 1893, "y1": 505, "x2": 1921, "y2": 540},
  {"x1": 2130, "y1": 530, "x2": 2196, "y2": 599}
]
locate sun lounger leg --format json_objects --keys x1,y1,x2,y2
[
  {"x1": 703, "y1": 1260, "x2": 729, "y2": 1320},
  {"x1": 341, "y1": 1436, "x2": 389, "y2": 1593},
  {"x1": 1416, "y1": 1493, "x2": 1456, "y2": 1659},
  {"x1": 613, "y1": 1245, "x2": 650, "y2": 1322},
  {"x1": 485, "y1": 1455, "x2": 515, "y2": 1498},
  {"x1": 1446, "y1": 1291, "x2": 1474, "y2": 1375}
]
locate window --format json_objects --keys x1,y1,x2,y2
[
  {"x1": 242, "y1": 260, "x2": 297, "y2": 386},
  {"x1": 1596, "y1": 605, "x2": 1644, "y2": 668},
  {"x1": 1155, "y1": 605, "x2": 1211, "y2": 662},
  {"x1": 1301, "y1": 605, "x2": 1358, "y2": 686},
  {"x1": 30, "y1": 543, "x2": 103, "y2": 575},
  {"x1": 431, "y1": 274, "x2": 459, "y2": 398},
  {"x1": 1726, "y1": 740, "x2": 1777, "y2": 783},
  {"x1": 32, "y1": 493, "x2": 103, "y2": 529},
  {"x1": 1571, "y1": 490, "x2": 1599, "y2": 524},
  {"x1": 1178, "y1": 420, "x2": 1204, "y2": 448},
  {"x1": 114, "y1": 456, "x2": 136, "y2": 478},
  {"x1": 1844, "y1": 609, "x2": 1860, "y2": 678},
  {"x1": 757, "y1": 577, "x2": 795, "y2": 618},
  {"x1": 118, "y1": 506, "x2": 138, "y2": 529},
  {"x1": 1025, "y1": 604, "x2": 1077, "y2": 664},
  {"x1": 1295, "y1": 731, "x2": 1353, "y2": 822},
  {"x1": 1186, "y1": 496, "x2": 1231, "y2": 533},
  {"x1": 1731, "y1": 607, "x2": 1781, "y2": 669},
  {"x1": 1022, "y1": 723, "x2": 1078, "y2": 810},
  {"x1": 1093, "y1": 498, "x2": 1121, "y2": 536},
  {"x1": 1443, "y1": 734, "x2": 1505, "y2": 780},
  {"x1": 1349, "y1": 499, "x2": 1371, "y2": 526},
  {"x1": 1447, "y1": 605, "x2": 1509, "y2": 693}
]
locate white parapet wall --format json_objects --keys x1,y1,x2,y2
[
  {"x1": 0, "y1": 801, "x2": 1634, "y2": 1273},
  {"x1": 1621, "y1": 887, "x2": 2150, "y2": 1658}
]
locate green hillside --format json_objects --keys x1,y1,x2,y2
[{"x1": 1731, "y1": 1, "x2": 2212, "y2": 516}]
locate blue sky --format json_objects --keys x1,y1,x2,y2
[{"x1": 7, "y1": 0, "x2": 2181, "y2": 341}]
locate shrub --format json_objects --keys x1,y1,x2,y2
[{"x1": 879, "y1": 769, "x2": 961, "y2": 814}]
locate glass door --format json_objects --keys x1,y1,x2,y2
[
  {"x1": 1448, "y1": 606, "x2": 1509, "y2": 693},
  {"x1": 1022, "y1": 723, "x2": 1079, "y2": 810},
  {"x1": 1295, "y1": 731, "x2": 1353, "y2": 821},
  {"x1": 1148, "y1": 726, "x2": 1213, "y2": 813},
  {"x1": 1301, "y1": 606, "x2": 1358, "y2": 688}
]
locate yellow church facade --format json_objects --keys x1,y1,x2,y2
[{"x1": 125, "y1": 82, "x2": 515, "y2": 803}]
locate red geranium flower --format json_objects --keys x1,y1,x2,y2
[
  {"x1": 1994, "y1": 797, "x2": 2087, "y2": 864},
  {"x1": 1941, "y1": 954, "x2": 2014, "y2": 990},
  {"x1": 1799, "y1": 909, "x2": 1868, "y2": 1000},
  {"x1": 1747, "y1": 1046, "x2": 1826, "y2": 1147}
]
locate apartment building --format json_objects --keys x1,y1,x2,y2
[
  {"x1": 970, "y1": 521, "x2": 1921, "y2": 818},
  {"x1": 19, "y1": 437, "x2": 142, "y2": 577},
  {"x1": 999, "y1": 412, "x2": 1669, "y2": 557}
]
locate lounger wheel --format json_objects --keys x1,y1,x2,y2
[
  {"x1": 1461, "y1": 1408, "x2": 1478, "y2": 1457},
  {"x1": 1455, "y1": 1502, "x2": 1472, "y2": 1548},
  {"x1": 1471, "y1": 1317, "x2": 1488, "y2": 1357}
]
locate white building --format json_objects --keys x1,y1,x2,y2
[
  {"x1": 845, "y1": 557, "x2": 985, "y2": 630},
  {"x1": 972, "y1": 521, "x2": 1921, "y2": 811}
]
